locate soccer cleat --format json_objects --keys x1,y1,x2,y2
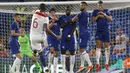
[
  {"x1": 86, "y1": 65, "x2": 93, "y2": 73},
  {"x1": 105, "y1": 64, "x2": 109, "y2": 71},
  {"x1": 96, "y1": 64, "x2": 100, "y2": 71},
  {"x1": 76, "y1": 66, "x2": 85, "y2": 73}
]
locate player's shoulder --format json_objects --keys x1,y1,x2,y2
[
  {"x1": 93, "y1": 9, "x2": 98, "y2": 12},
  {"x1": 34, "y1": 11, "x2": 48, "y2": 17},
  {"x1": 60, "y1": 15, "x2": 66, "y2": 18},
  {"x1": 11, "y1": 21, "x2": 17, "y2": 26},
  {"x1": 104, "y1": 9, "x2": 109, "y2": 11}
]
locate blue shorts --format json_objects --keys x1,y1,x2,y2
[
  {"x1": 96, "y1": 31, "x2": 110, "y2": 42},
  {"x1": 61, "y1": 36, "x2": 75, "y2": 52},
  {"x1": 79, "y1": 31, "x2": 90, "y2": 49},
  {"x1": 47, "y1": 35, "x2": 60, "y2": 51},
  {"x1": 10, "y1": 40, "x2": 20, "y2": 54}
]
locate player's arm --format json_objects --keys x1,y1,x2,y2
[
  {"x1": 44, "y1": 17, "x2": 60, "y2": 40},
  {"x1": 44, "y1": 23, "x2": 56, "y2": 37},
  {"x1": 11, "y1": 30, "x2": 23, "y2": 36},
  {"x1": 49, "y1": 19, "x2": 55, "y2": 29},
  {"x1": 104, "y1": 14, "x2": 112, "y2": 22},
  {"x1": 71, "y1": 14, "x2": 78, "y2": 22},
  {"x1": 49, "y1": 17, "x2": 59, "y2": 29},
  {"x1": 92, "y1": 10, "x2": 100, "y2": 22},
  {"x1": 69, "y1": 23, "x2": 76, "y2": 36},
  {"x1": 11, "y1": 24, "x2": 24, "y2": 36},
  {"x1": 104, "y1": 10, "x2": 112, "y2": 22}
]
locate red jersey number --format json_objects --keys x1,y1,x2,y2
[{"x1": 33, "y1": 18, "x2": 38, "y2": 28}]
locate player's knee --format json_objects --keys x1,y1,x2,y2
[
  {"x1": 96, "y1": 40, "x2": 102, "y2": 48},
  {"x1": 16, "y1": 53, "x2": 22, "y2": 60},
  {"x1": 54, "y1": 51, "x2": 58, "y2": 57},
  {"x1": 50, "y1": 47, "x2": 55, "y2": 54},
  {"x1": 61, "y1": 50, "x2": 66, "y2": 54},
  {"x1": 80, "y1": 48, "x2": 85, "y2": 53},
  {"x1": 70, "y1": 51, "x2": 75, "y2": 55},
  {"x1": 33, "y1": 50, "x2": 37, "y2": 54},
  {"x1": 39, "y1": 51, "x2": 43, "y2": 56}
]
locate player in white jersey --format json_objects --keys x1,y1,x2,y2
[{"x1": 30, "y1": 3, "x2": 61, "y2": 72}]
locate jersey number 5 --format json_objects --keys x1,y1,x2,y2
[{"x1": 33, "y1": 18, "x2": 38, "y2": 28}]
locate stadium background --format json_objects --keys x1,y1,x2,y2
[{"x1": 0, "y1": 0, "x2": 130, "y2": 73}]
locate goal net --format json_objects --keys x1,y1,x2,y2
[{"x1": 0, "y1": 0, "x2": 130, "y2": 73}]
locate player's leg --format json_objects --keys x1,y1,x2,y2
[
  {"x1": 95, "y1": 32, "x2": 102, "y2": 71},
  {"x1": 48, "y1": 47, "x2": 54, "y2": 70},
  {"x1": 61, "y1": 43, "x2": 67, "y2": 73},
  {"x1": 30, "y1": 40, "x2": 45, "y2": 73},
  {"x1": 68, "y1": 37, "x2": 75, "y2": 73},
  {"x1": 69, "y1": 50, "x2": 75, "y2": 73},
  {"x1": 53, "y1": 50, "x2": 58, "y2": 73},
  {"x1": 9, "y1": 42, "x2": 22, "y2": 73},
  {"x1": 77, "y1": 34, "x2": 93, "y2": 73},
  {"x1": 103, "y1": 31, "x2": 110, "y2": 71},
  {"x1": 26, "y1": 51, "x2": 42, "y2": 73}
]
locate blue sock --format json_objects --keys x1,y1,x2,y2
[{"x1": 40, "y1": 54, "x2": 46, "y2": 67}]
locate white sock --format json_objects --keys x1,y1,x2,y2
[
  {"x1": 96, "y1": 48, "x2": 101, "y2": 64},
  {"x1": 80, "y1": 54, "x2": 85, "y2": 67},
  {"x1": 53, "y1": 57, "x2": 58, "y2": 72},
  {"x1": 10, "y1": 57, "x2": 21, "y2": 72},
  {"x1": 48, "y1": 53, "x2": 53, "y2": 68},
  {"x1": 61, "y1": 55, "x2": 66, "y2": 73},
  {"x1": 105, "y1": 48, "x2": 110, "y2": 64},
  {"x1": 70, "y1": 55, "x2": 75, "y2": 73},
  {"x1": 82, "y1": 51, "x2": 92, "y2": 66}
]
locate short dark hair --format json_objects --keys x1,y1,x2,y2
[
  {"x1": 66, "y1": 6, "x2": 71, "y2": 11},
  {"x1": 39, "y1": 3, "x2": 46, "y2": 12},
  {"x1": 98, "y1": 1, "x2": 103, "y2": 4},
  {"x1": 49, "y1": 8, "x2": 56, "y2": 13},
  {"x1": 81, "y1": 1, "x2": 88, "y2": 6},
  {"x1": 14, "y1": 13, "x2": 20, "y2": 17}
]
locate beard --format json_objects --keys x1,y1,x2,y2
[
  {"x1": 80, "y1": 8, "x2": 85, "y2": 11},
  {"x1": 66, "y1": 13, "x2": 70, "y2": 16}
]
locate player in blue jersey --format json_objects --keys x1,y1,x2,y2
[
  {"x1": 59, "y1": 6, "x2": 76, "y2": 73},
  {"x1": 47, "y1": 8, "x2": 60, "y2": 73},
  {"x1": 92, "y1": 1, "x2": 112, "y2": 71},
  {"x1": 9, "y1": 13, "x2": 24, "y2": 73},
  {"x1": 68, "y1": 2, "x2": 93, "y2": 73}
]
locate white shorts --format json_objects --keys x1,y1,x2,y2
[{"x1": 30, "y1": 34, "x2": 45, "y2": 52}]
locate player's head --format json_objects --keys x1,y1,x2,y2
[
  {"x1": 80, "y1": 1, "x2": 88, "y2": 11},
  {"x1": 98, "y1": 1, "x2": 104, "y2": 11},
  {"x1": 39, "y1": 3, "x2": 46, "y2": 12},
  {"x1": 49, "y1": 8, "x2": 56, "y2": 17},
  {"x1": 13, "y1": 13, "x2": 21, "y2": 23},
  {"x1": 65, "y1": 6, "x2": 71, "y2": 16}
]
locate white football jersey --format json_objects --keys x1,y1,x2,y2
[{"x1": 30, "y1": 10, "x2": 49, "y2": 35}]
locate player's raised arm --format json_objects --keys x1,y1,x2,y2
[
  {"x1": 11, "y1": 14, "x2": 24, "y2": 36},
  {"x1": 71, "y1": 14, "x2": 78, "y2": 22}
]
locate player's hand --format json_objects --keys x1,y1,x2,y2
[
  {"x1": 66, "y1": 35, "x2": 71, "y2": 42},
  {"x1": 98, "y1": 14, "x2": 105, "y2": 18},
  {"x1": 56, "y1": 36, "x2": 61, "y2": 40},
  {"x1": 98, "y1": 11, "x2": 104, "y2": 15}
]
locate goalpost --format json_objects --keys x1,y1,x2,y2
[{"x1": 0, "y1": 0, "x2": 130, "y2": 73}]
